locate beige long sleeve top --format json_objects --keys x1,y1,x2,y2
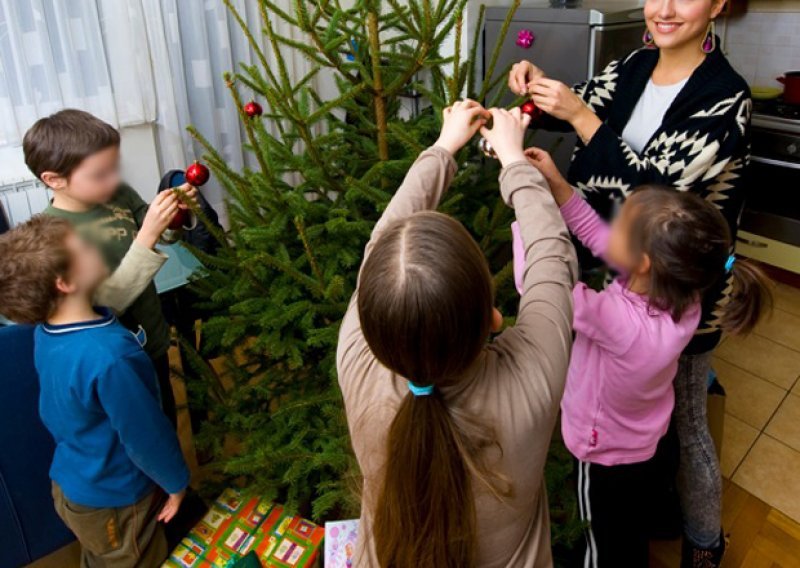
[
  {"x1": 94, "y1": 241, "x2": 167, "y2": 314},
  {"x1": 336, "y1": 146, "x2": 578, "y2": 567}
]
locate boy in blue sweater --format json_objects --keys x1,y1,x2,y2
[{"x1": 0, "y1": 215, "x2": 190, "y2": 567}]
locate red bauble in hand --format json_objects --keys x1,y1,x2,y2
[
  {"x1": 520, "y1": 100, "x2": 541, "y2": 119},
  {"x1": 243, "y1": 100, "x2": 263, "y2": 118},
  {"x1": 169, "y1": 208, "x2": 190, "y2": 230},
  {"x1": 185, "y1": 161, "x2": 210, "y2": 186}
]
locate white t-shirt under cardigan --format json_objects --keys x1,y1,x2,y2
[{"x1": 621, "y1": 78, "x2": 689, "y2": 153}]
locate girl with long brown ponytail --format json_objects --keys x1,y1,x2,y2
[{"x1": 337, "y1": 101, "x2": 578, "y2": 567}]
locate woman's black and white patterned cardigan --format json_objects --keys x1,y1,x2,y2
[{"x1": 540, "y1": 45, "x2": 752, "y2": 354}]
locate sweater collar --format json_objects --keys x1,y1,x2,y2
[
  {"x1": 42, "y1": 307, "x2": 115, "y2": 334},
  {"x1": 608, "y1": 40, "x2": 729, "y2": 131}
]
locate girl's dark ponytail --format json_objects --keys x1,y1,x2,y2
[
  {"x1": 374, "y1": 391, "x2": 477, "y2": 567},
  {"x1": 721, "y1": 256, "x2": 774, "y2": 335},
  {"x1": 625, "y1": 188, "x2": 774, "y2": 333}
]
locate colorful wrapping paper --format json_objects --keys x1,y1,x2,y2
[
  {"x1": 163, "y1": 488, "x2": 324, "y2": 568},
  {"x1": 323, "y1": 520, "x2": 359, "y2": 567}
]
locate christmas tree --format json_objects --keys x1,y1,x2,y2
[{"x1": 185, "y1": 0, "x2": 580, "y2": 555}]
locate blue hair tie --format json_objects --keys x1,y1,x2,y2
[
  {"x1": 725, "y1": 255, "x2": 736, "y2": 272},
  {"x1": 408, "y1": 381, "x2": 434, "y2": 397}
]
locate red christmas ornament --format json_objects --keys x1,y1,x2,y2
[
  {"x1": 520, "y1": 100, "x2": 541, "y2": 119},
  {"x1": 243, "y1": 100, "x2": 263, "y2": 118},
  {"x1": 169, "y1": 208, "x2": 190, "y2": 230},
  {"x1": 185, "y1": 161, "x2": 210, "y2": 187}
]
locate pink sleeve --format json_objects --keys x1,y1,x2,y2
[
  {"x1": 559, "y1": 193, "x2": 610, "y2": 261},
  {"x1": 572, "y1": 283, "x2": 636, "y2": 355}
]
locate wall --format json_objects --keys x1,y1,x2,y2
[
  {"x1": 118, "y1": 124, "x2": 162, "y2": 201},
  {"x1": 449, "y1": 0, "x2": 799, "y2": 93},
  {"x1": 725, "y1": 1, "x2": 800, "y2": 88}
]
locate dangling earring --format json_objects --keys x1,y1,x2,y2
[
  {"x1": 702, "y1": 20, "x2": 716, "y2": 53},
  {"x1": 643, "y1": 29, "x2": 655, "y2": 47}
]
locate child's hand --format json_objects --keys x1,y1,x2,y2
[
  {"x1": 158, "y1": 489, "x2": 186, "y2": 523},
  {"x1": 136, "y1": 191, "x2": 180, "y2": 249},
  {"x1": 175, "y1": 183, "x2": 198, "y2": 210},
  {"x1": 524, "y1": 147, "x2": 574, "y2": 205},
  {"x1": 434, "y1": 99, "x2": 491, "y2": 155},
  {"x1": 479, "y1": 108, "x2": 531, "y2": 167},
  {"x1": 523, "y1": 147, "x2": 558, "y2": 179}
]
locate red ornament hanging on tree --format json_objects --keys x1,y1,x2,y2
[
  {"x1": 243, "y1": 100, "x2": 263, "y2": 118},
  {"x1": 520, "y1": 100, "x2": 541, "y2": 119},
  {"x1": 185, "y1": 161, "x2": 210, "y2": 187}
]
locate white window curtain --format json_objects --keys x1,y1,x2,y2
[
  {"x1": 140, "y1": 0, "x2": 315, "y2": 212},
  {"x1": 0, "y1": 0, "x2": 315, "y2": 213},
  {"x1": 0, "y1": 0, "x2": 155, "y2": 146}
]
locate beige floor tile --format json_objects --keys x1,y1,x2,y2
[
  {"x1": 721, "y1": 413, "x2": 759, "y2": 477},
  {"x1": 774, "y1": 283, "x2": 800, "y2": 317},
  {"x1": 755, "y1": 308, "x2": 800, "y2": 353},
  {"x1": 765, "y1": 393, "x2": 800, "y2": 454},
  {"x1": 713, "y1": 358, "x2": 786, "y2": 430},
  {"x1": 717, "y1": 333, "x2": 800, "y2": 390},
  {"x1": 734, "y1": 435, "x2": 800, "y2": 524}
]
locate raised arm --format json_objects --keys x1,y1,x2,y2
[
  {"x1": 481, "y1": 108, "x2": 578, "y2": 393},
  {"x1": 559, "y1": 193, "x2": 610, "y2": 260},
  {"x1": 360, "y1": 100, "x2": 489, "y2": 268},
  {"x1": 338, "y1": 101, "x2": 489, "y2": 382},
  {"x1": 501, "y1": 162, "x2": 577, "y2": 333},
  {"x1": 94, "y1": 242, "x2": 167, "y2": 313},
  {"x1": 94, "y1": 190, "x2": 181, "y2": 312},
  {"x1": 359, "y1": 147, "x2": 458, "y2": 270}
]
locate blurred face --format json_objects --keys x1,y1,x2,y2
[
  {"x1": 643, "y1": 0, "x2": 723, "y2": 51},
  {"x1": 44, "y1": 146, "x2": 121, "y2": 206},
  {"x1": 63, "y1": 231, "x2": 109, "y2": 296},
  {"x1": 605, "y1": 202, "x2": 642, "y2": 275}
]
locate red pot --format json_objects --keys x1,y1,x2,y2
[{"x1": 777, "y1": 71, "x2": 800, "y2": 105}]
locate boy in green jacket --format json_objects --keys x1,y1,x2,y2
[{"x1": 23, "y1": 109, "x2": 197, "y2": 427}]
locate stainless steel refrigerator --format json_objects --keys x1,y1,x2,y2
[{"x1": 484, "y1": 2, "x2": 645, "y2": 171}]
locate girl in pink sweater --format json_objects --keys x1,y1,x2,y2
[{"x1": 512, "y1": 148, "x2": 772, "y2": 567}]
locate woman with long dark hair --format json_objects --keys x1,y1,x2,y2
[
  {"x1": 337, "y1": 101, "x2": 577, "y2": 567},
  {"x1": 508, "y1": 0, "x2": 750, "y2": 565}
]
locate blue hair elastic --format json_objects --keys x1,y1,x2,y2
[
  {"x1": 408, "y1": 381, "x2": 435, "y2": 397},
  {"x1": 725, "y1": 255, "x2": 736, "y2": 272}
]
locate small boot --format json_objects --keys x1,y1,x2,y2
[{"x1": 681, "y1": 530, "x2": 726, "y2": 568}]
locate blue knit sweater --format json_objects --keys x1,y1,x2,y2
[{"x1": 35, "y1": 309, "x2": 189, "y2": 508}]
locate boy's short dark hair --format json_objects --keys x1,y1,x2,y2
[
  {"x1": 0, "y1": 216, "x2": 74, "y2": 323},
  {"x1": 23, "y1": 109, "x2": 120, "y2": 180}
]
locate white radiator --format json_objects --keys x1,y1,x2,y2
[{"x1": 0, "y1": 180, "x2": 52, "y2": 228}]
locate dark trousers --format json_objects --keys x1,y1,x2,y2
[
  {"x1": 576, "y1": 455, "x2": 658, "y2": 568},
  {"x1": 153, "y1": 353, "x2": 177, "y2": 430},
  {"x1": 52, "y1": 482, "x2": 167, "y2": 568}
]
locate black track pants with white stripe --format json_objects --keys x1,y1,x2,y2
[{"x1": 576, "y1": 457, "x2": 657, "y2": 567}]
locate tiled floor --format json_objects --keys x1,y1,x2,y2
[
  {"x1": 717, "y1": 282, "x2": 800, "y2": 525},
  {"x1": 651, "y1": 479, "x2": 800, "y2": 567}
]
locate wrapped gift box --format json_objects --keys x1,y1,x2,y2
[
  {"x1": 324, "y1": 520, "x2": 359, "y2": 568},
  {"x1": 163, "y1": 488, "x2": 324, "y2": 568}
]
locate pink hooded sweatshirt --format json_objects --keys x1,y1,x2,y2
[{"x1": 513, "y1": 193, "x2": 700, "y2": 465}]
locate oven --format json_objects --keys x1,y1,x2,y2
[{"x1": 738, "y1": 110, "x2": 800, "y2": 274}]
